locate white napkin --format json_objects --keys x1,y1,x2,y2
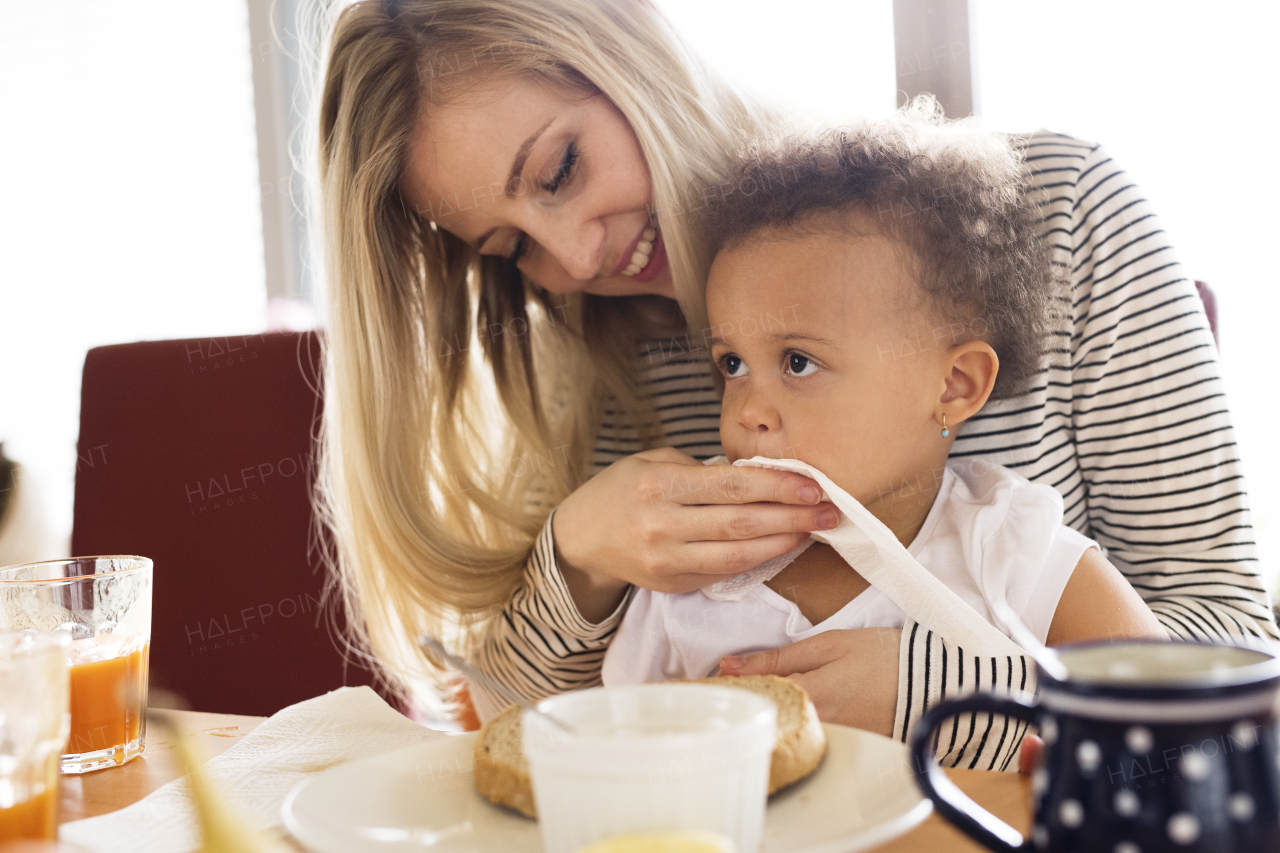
[
  {"x1": 59, "y1": 686, "x2": 444, "y2": 853},
  {"x1": 706, "y1": 456, "x2": 1024, "y2": 657},
  {"x1": 702, "y1": 536, "x2": 813, "y2": 601}
]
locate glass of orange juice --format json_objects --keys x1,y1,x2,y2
[
  {"x1": 0, "y1": 556, "x2": 152, "y2": 774},
  {"x1": 0, "y1": 630, "x2": 70, "y2": 841}
]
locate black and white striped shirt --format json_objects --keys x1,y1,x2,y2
[{"x1": 473, "y1": 133, "x2": 1278, "y2": 769}]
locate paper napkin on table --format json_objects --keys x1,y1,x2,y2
[{"x1": 59, "y1": 686, "x2": 445, "y2": 853}]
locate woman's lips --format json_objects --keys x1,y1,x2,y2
[
  {"x1": 620, "y1": 226, "x2": 656, "y2": 277},
  {"x1": 630, "y1": 228, "x2": 667, "y2": 284},
  {"x1": 614, "y1": 223, "x2": 662, "y2": 279}
]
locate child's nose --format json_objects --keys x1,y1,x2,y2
[{"x1": 738, "y1": 386, "x2": 782, "y2": 433}]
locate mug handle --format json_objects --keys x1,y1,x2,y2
[{"x1": 909, "y1": 692, "x2": 1040, "y2": 853}]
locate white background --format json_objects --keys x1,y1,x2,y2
[{"x1": 0, "y1": 1, "x2": 267, "y2": 557}]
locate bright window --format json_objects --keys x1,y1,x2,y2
[
  {"x1": 0, "y1": 1, "x2": 267, "y2": 551},
  {"x1": 655, "y1": 1, "x2": 898, "y2": 123},
  {"x1": 973, "y1": 0, "x2": 1280, "y2": 592}
]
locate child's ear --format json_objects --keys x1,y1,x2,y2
[{"x1": 939, "y1": 341, "x2": 999, "y2": 427}]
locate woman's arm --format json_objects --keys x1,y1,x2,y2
[
  {"x1": 905, "y1": 134, "x2": 1275, "y2": 770},
  {"x1": 469, "y1": 457, "x2": 837, "y2": 719},
  {"x1": 469, "y1": 513, "x2": 632, "y2": 721},
  {"x1": 1008, "y1": 134, "x2": 1274, "y2": 641}
]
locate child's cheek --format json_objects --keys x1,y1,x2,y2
[{"x1": 718, "y1": 393, "x2": 746, "y2": 462}]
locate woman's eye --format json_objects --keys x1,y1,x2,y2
[
  {"x1": 543, "y1": 142, "x2": 579, "y2": 194},
  {"x1": 786, "y1": 353, "x2": 819, "y2": 377},
  {"x1": 721, "y1": 354, "x2": 748, "y2": 378}
]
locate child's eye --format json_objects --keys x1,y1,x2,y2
[
  {"x1": 720, "y1": 354, "x2": 749, "y2": 378},
  {"x1": 786, "y1": 352, "x2": 819, "y2": 377}
]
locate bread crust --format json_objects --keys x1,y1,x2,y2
[
  {"x1": 686, "y1": 676, "x2": 826, "y2": 794},
  {"x1": 472, "y1": 704, "x2": 537, "y2": 818},
  {"x1": 471, "y1": 675, "x2": 827, "y2": 818},
  {"x1": 768, "y1": 697, "x2": 826, "y2": 791}
]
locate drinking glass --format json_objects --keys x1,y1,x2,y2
[
  {"x1": 0, "y1": 557, "x2": 152, "y2": 773},
  {"x1": 524, "y1": 683, "x2": 777, "y2": 853},
  {"x1": 0, "y1": 630, "x2": 70, "y2": 841}
]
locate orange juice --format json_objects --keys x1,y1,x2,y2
[
  {"x1": 67, "y1": 644, "x2": 149, "y2": 757},
  {"x1": 0, "y1": 755, "x2": 57, "y2": 841}
]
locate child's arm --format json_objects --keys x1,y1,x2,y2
[{"x1": 1046, "y1": 547, "x2": 1166, "y2": 646}]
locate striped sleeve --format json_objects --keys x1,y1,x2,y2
[
  {"x1": 1056, "y1": 141, "x2": 1276, "y2": 642},
  {"x1": 950, "y1": 133, "x2": 1276, "y2": 643},
  {"x1": 893, "y1": 621, "x2": 1034, "y2": 772},
  {"x1": 467, "y1": 337, "x2": 719, "y2": 721},
  {"x1": 470, "y1": 511, "x2": 635, "y2": 721}
]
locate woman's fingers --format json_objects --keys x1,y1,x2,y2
[
  {"x1": 640, "y1": 456, "x2": 823, "y2": 507},
  {"x1": 720, "y1": 629, "x2": 901, "y2": 736},
  {"x1": 720, "y1": 630, "x2": 862, "y2": 677},
  {"x1": 552, "y1": 448, "x2": 835, "y2": 613},
  {"x1": 654, "y1": 532, "x2": 813, "y2": 593},
  {"x1": 675, "y1": 501, "x2": 839, "y2": 545},
  {"x1": 1019, "y1": 734, "x2": 1044, "y2": 775}
]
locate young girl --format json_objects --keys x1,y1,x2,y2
[{"x1": 601, "y1": 108, "x2": 1167, "y2": 754}]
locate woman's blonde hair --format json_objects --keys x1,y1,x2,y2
[{"x1": 308, "y1": 0, "x2": 773, "y2": 712}]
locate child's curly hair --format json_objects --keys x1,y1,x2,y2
[{"x1": 700, "y1": 97, "x2": 1062, "y2": 400}]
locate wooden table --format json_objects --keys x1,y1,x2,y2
[
  {"x1": 58, "y1": 709, "x2": 267, "y2": 825},
  {"x1": 58, "y1": 710, "x2": 1031, "y2": 852}
]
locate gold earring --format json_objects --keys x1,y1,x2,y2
[{"x1": 941, "y1": 414, "x2": 949, "y2": 438}]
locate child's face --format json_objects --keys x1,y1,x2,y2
[{"x1": 707, "y1": 220, "x2": 955, "y2": 507}]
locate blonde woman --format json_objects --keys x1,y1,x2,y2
[{"x1": 314, "y1": 0, "x2": 1277, "y2": 766}]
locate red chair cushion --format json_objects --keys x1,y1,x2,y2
[{"x1": 71, "y1": 332, "x2": 384, "y2": 717}]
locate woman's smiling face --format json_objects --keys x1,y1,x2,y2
[{"x1": 401, "y1": 75, "x2": 673, "y2": 299}]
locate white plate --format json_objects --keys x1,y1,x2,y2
[{"x1": 282, "y1": 723, "x2": 931, "y2": 853}]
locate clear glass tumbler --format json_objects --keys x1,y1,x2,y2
[
  {"x1": 0, "y1": 557, "x2": 152, "y2": 773},
  {"x1": 524, "y1": 683, "x2": 778, "y2": 853},
  {"x1": 0, "y1": 630, "x2": 70, "y2": 841}
]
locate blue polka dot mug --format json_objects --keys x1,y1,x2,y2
[{"x1": 910, "y1": 640, "x2": 1280, "y2": 852}]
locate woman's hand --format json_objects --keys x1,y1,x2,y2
[
  {"x1": 553, "y1": 447, "x2": 838, "y2": 622},
  {"x1": 722, "y1": 627, "x2": 1046, "y2": 776},
  {"x1": 719, "y1": 628, "x2": 901, "y2": 737}
]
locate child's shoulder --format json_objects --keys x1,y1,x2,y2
[{"x1": 925, "y1": 461, "x2": 1084, "y2": 625}]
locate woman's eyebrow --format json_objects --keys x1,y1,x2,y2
[
  {"x1": 506, "y1": 118, "x2": 554, "y2": 199},
  {"x1": 473, "y1": 118, "x2": 555, "y2": 251}
]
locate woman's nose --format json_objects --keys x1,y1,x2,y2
[{"x1": 538, "y1": 216, "x2": 605, "y2": 281}]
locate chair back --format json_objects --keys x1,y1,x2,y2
[{"x1": 71, "y1": 331, "x2": 383, "y2": 716}]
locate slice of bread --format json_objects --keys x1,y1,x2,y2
[
  {"x1": 685, "y1": 675, "x2": 827, "y2": 795},
  {"x1": 472, "y1": 675, "x2": 826, "y2": 818},
  {"x1": 472, "y1": 702, "x2": 536, "y2": 818}
]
